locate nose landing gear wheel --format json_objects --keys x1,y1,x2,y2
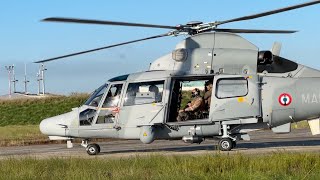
[
  {"x1": 218, "y1": 138, "x2": 233, "y2": 151},
  {"x1": 86, "y1": 144, "x2": 101, "y2": 155}
]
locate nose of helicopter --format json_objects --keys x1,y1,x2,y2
[{"x1": 39, "y1": 117, "x2": 67, "y2": 136}]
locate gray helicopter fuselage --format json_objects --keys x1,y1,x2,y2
[{"x1": 40, "y1": 32, "x2": 320, "y2": 144}]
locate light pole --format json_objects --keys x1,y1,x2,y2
[
  {"x1": 11, "y1": 65, "x2": 18, "y2": 93},
  {"x1": 37, "y1": 63, "x2": 47, "y2": 95},
  {"x1": 40, "y1": 63, "x2": 47, "y2": 95},
  {"x1": 37, "y1": 71, "x2": 41, "y2": 95},
  {"x1": 5, "y1": 65, "x2": 14, "y2": 97},
  {"x1": 23, "y1": 63, "x2": 30, "y2": 94}
]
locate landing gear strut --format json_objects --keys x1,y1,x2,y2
[{"x1": 81, "y1": 140, "x2": 101, "y2": 155}]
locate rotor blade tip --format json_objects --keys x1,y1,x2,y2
[{"x1": 42, "y1": 18, "x2": 53, "y2": 22}]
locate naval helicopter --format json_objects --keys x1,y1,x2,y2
[{"x1": 38, "y1": 1, "x2": 320, "y2": 155}]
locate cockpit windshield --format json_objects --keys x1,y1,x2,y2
[{"x1": 84, "y1": 83, "x2": 108, "y2": 107}]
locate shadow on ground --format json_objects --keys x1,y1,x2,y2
[{"x1": 99, "y1": 139, "x2": 320, "y2": 155}]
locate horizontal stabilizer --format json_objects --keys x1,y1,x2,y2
[{"x1": 308, "y1": 119, "x2": 320, "y2": 135}]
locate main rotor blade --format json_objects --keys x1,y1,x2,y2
[
  {"x1": 34, "y1": 33, "x2": 169, "y2": 63},
  {"x1": 216, "y1": 0, "x2": 320, "y2": 26},
  {"x1": 43, "y1": 17, "x2": 178, "y2": 30},
  {"x1": 213, "y1": 28, "x2": 297, "y2": 34}
]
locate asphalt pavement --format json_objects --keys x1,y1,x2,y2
[{"x1": 0, "y1": 129, "x2": 320, "y2": 159}]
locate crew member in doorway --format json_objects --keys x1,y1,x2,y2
[
  {"x1": 177, "y1": 88, "x2": 204, "y2": 121},
  {"x1": 204, "y1": 80, "x2": 213, "y2": 111}
]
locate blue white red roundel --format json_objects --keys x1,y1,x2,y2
[{"x1": 278, "y1": 93, "x2": 292, "y2": 106}]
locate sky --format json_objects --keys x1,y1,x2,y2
[{"x1": 0, "y1": 0, "x2": 320, "y2": 95}]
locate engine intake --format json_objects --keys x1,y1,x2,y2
[{"x1": 258, "y1": 51, "x2": 273, "y2": 65}]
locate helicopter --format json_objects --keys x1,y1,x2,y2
[{"x1": 38, "y1": 1, "x2": 320, "y2": 155}]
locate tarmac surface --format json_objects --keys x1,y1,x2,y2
[{"x1": 1, "y1": 129, "x2": 320, "y2": 159}]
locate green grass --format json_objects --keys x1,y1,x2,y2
[
  {"x1": 0, "y1": 94, "x2": 89, "y2": 146},
  {"x1": 292, "y1": 120, "x2": 309, "y2": 129},
  {"x1": 0, "y1": 94, "x2": 89, "y2": 126},
  {"x1": 0, "y1": 153, "x2": 320, "y2": 179},
  {"x1": 0, "y1": 125, "x2": 48, "y2": 146}
]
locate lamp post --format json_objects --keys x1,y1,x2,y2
[
  {"x1": 37, "y1": 63, "x2": 47, "y2": 95},
  {"x1": 23, "y1": 63, "x2": 30, "y2": 94},
  {"x1": 5, "y1": 65, "x2": 14, "y2": 97},
  {"x1": 11, "y1": 65, "x2": 18, "y2": 93}
]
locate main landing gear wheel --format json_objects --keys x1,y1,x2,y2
[
  {"x1": 86, "y1": 144, "x2": 101, "y2": 155},
  {"x1": 232, "y1": 141, "x2": 236, "y2": 148},
  {"x1": 218, "y1": 138, "x2": 233, "y2": 151}
]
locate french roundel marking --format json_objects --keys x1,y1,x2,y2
[{"x1": 278, "y1": 93, "x2": 292, "y2": 106}]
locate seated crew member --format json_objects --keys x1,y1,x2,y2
[
  {"x1": 177, "y1": 88, "x2": 204, "y2": 121},
  {"x1": 149, "y1": 85, "x2": 162, "y2": 102},
  {"x1": 124, "y1": 84, "x2": 139, "y2": 106},
  {"x1": 203, "y1": 81, "x2": 213, "y2": 111},
  {"x1": 102, "y1": 91, "x2": 113, "y2": 107}
]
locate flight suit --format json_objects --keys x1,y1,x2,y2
[
  {"x1": 203, "y1": 89, "x2": 212, "y2": 110},
  {"x1": 177, "y1": 96, "x2": 204, "y2": 121}
]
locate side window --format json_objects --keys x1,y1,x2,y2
[
  {"x1": 124, "y1": 80, "x2": 164, "y2": 106},
  {"x1": 216, "y1": 78, "x2": 248, "y2": 98}
]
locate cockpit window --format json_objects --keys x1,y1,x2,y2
[
  {"x1": 102, "y1": 84, "x2": 123, "y2": 108},
  {"x1": 84, "y1": 83, "x2": 108, "y2": 107},
  {"x1": 96, "y1": 83, "x2": 123, "y2": 124}
]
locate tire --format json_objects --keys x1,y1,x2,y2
[
  {"x1": 86, "y1": 144, "x2": 100, "y2": 155},
  {"x1": 95, "y1": 144, "x2": 101, "y2": 153},
  {"x1": 232, "y1": 141, "x2": 237, "y2": 148},
  {"x1": 218, "y1": 138, "x2": 233, "y2": 151}
]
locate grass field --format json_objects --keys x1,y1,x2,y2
[
  {"x1": 0, "y1": 153, "x2": 319, "y2": 179},
  {"x1": 0, "y1": 94, "x2": 88, "y2": 146},
  {"x1": 0, "y1": 94, "x2": 88, "y2": 126},
  {"x1": 0, "y1": 125, "x2": 48, "y2": 146}
]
